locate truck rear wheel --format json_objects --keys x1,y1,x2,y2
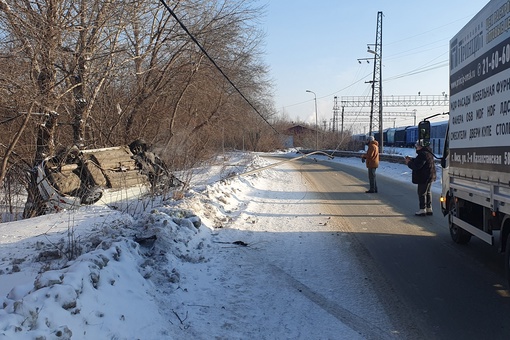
[{"x1": 448, "y1": 199, "x2": 472, "y2": 244}]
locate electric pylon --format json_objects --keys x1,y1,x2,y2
[
  {"x1": 332, "y1": 96, "x2": 339, "y2": 133},
  {"x1": 371, "y1": 11, "x2": 383, "y2": 151}
]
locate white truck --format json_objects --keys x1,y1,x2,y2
[{"x1": 420, "y1": 0, "x2": 510, "y2": 284}]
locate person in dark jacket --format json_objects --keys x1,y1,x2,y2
[
  {"x1": 361, "y1": 136, "x2": 379, "y2": 193},
  {"x1": 404, "y1": 140, "x2": 436, "y2": 216}
]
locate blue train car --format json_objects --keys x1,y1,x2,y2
[
  {"x1": 386, "y1": 128, "x2": 396, "y2": 146},
  {"x1": 372, "y1": 129, "x2": 389, "y2": 145},
  {"x1": 351, "y1": 118, "x2": 448, "y2": 153},
  {"x1": 373, "y1": 131, "x2": 380, "y2": 143},
  {"x1": 406, "y1": 126, "x2": 418, "y2": 147},
  {"x1": 429, "y1": 120, "x2": 447, "y2": 155},
  {"x1": 352, "y1": 133, "x2": 368, "y2": 143},
  {"x1": 394, "y1": 126, "x2": 410, "y2": 147}
]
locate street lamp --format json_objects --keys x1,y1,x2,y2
[{"x1": 306, "y1": 89, "x2": 318, "y2": 150}]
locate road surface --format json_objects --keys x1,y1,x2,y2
[{"x1": 289, "y1": 156, "x2": 510, "y2": 339}]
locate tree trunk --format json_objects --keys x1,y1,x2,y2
[{"x1": 23, "y1": 111, "x2": 59, "y2": 218}]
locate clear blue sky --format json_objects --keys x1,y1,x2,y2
[{"x1": 258, "y1": 0, "x2": 489, "y2": 131}]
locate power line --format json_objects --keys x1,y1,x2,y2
[
  {"x1": 281, "y1": 56, "x2": 449, "y2": 112},
  {"x1": 385, "y1": 61, "x2": 448, "y2": 81},
  {"x1": 158, "y1": 0, "x2": 279, "y2": 134}
]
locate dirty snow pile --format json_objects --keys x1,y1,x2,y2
[{"x1": 0, "y1": 153, "x2": 265, "y2": 339}]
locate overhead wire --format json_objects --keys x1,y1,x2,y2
[
  {"x1": 280, "y1": 13, "x2": 470, "y2": 113},
  {"x1": 158, "y1": 0, "x2": 459, "y2": 136},
  {"x1": 158, "y1": 0, "x2": 279, "y2": 134},
  {"x1": 385, "y1": 60, "x2": 448, "y2": 81},
  {"x1": 281, "y1": 55, "x2": 449, "y2": 114},
  {"x1": 383, "y1": 13, "x2": 475, "y2": 47}
]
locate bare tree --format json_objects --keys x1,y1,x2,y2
[
  {"x1": 0, "y1": 0, "x2": 136, "y2": 216},
  {"x1": 0, "y1": 0, "x2": 275, "y2": 218}
]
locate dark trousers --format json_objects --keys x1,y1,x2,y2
[
  {"x1": 368, "y1": 168, "x2": 377, "y2": 191},
  {"x1": 417, "y1": 182, "x2": 432, "y2": 209}
]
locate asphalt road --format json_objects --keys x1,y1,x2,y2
[{"x1": 287, "y1": 156, "x2": 510, "y2": 340}]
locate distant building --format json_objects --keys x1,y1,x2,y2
[{"x1": 285, "y1": 124, "x2": 317, "y2": 148}]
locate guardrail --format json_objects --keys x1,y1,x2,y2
[
  {"x1": 228, "y1": 149, "x2": 441, "y2": 182},
  {"x1": 299, "y1": 150, "x2": 408, "y2": 164},
  {"x1": 299, "y1": 150, "x2": 442, "y2": 165}
]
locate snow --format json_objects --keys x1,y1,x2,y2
[{"x1": 0, "y1": 147, "x2": 440, "y2": 339}]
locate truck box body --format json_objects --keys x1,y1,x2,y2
[
  {"x1": 448, "y1": 0, "x2": 510, "y2": 185},
  {"x1": 441, "y1": 0, "x2": 510, "y2": 269}
]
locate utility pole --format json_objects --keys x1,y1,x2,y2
[
  {"x1": 341, "y1": 106, "x2": 345, "y2": 135},
  {"x1": 306, "y1": 90, "x2": 318, "y2": 150},
  {"x1": 332, "y1": 96, "x2": 339, "y2": 133},
  {"x1": 372, "y1": 11, "x2": 383, "y2": 153},
  {"x1": 356, "y1": 11, "x2": 383, "y2": 152}
]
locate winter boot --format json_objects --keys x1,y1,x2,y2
[
  {"x1": 426, "y1": 207, "x2": 433, "y2": 216},
  {"x1": 415, "y1": 209, "x2": 426, "y2": 216}
]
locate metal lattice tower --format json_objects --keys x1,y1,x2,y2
[
  {"x1": 371, "y1": 11, "x2": 383, "y2": 151},
  {"x1": 332, "y1": 96, "x2": 339, "y2": 133},
  {"x1": 341, "y1": 95, "x2": 449, "y2": 107},
  {"x1": 338, "y1": 95, "x2": 448, "y2": 133},
  {"x1": 334, "y1": 12, "x2": 449, "y2": 140}
]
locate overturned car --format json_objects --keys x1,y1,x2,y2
[{"x1": 37, "y1": 140, "x2": 182, "y2": 212}]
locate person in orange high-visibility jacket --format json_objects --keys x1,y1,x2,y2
[{"x1": 361, "y1": 136, "x2": 379, "y2": 193}]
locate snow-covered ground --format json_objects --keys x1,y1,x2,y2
[{"x1": 0, "y1": 147, "x2": 440, "y2": 339}]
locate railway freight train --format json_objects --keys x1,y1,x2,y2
[{"x1": 353, "y1": 120, "x2": 447, "y2": 154}]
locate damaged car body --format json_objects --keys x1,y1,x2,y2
[{"x1": 37, "y1": 140, "x2": 182, "y2": 213}]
